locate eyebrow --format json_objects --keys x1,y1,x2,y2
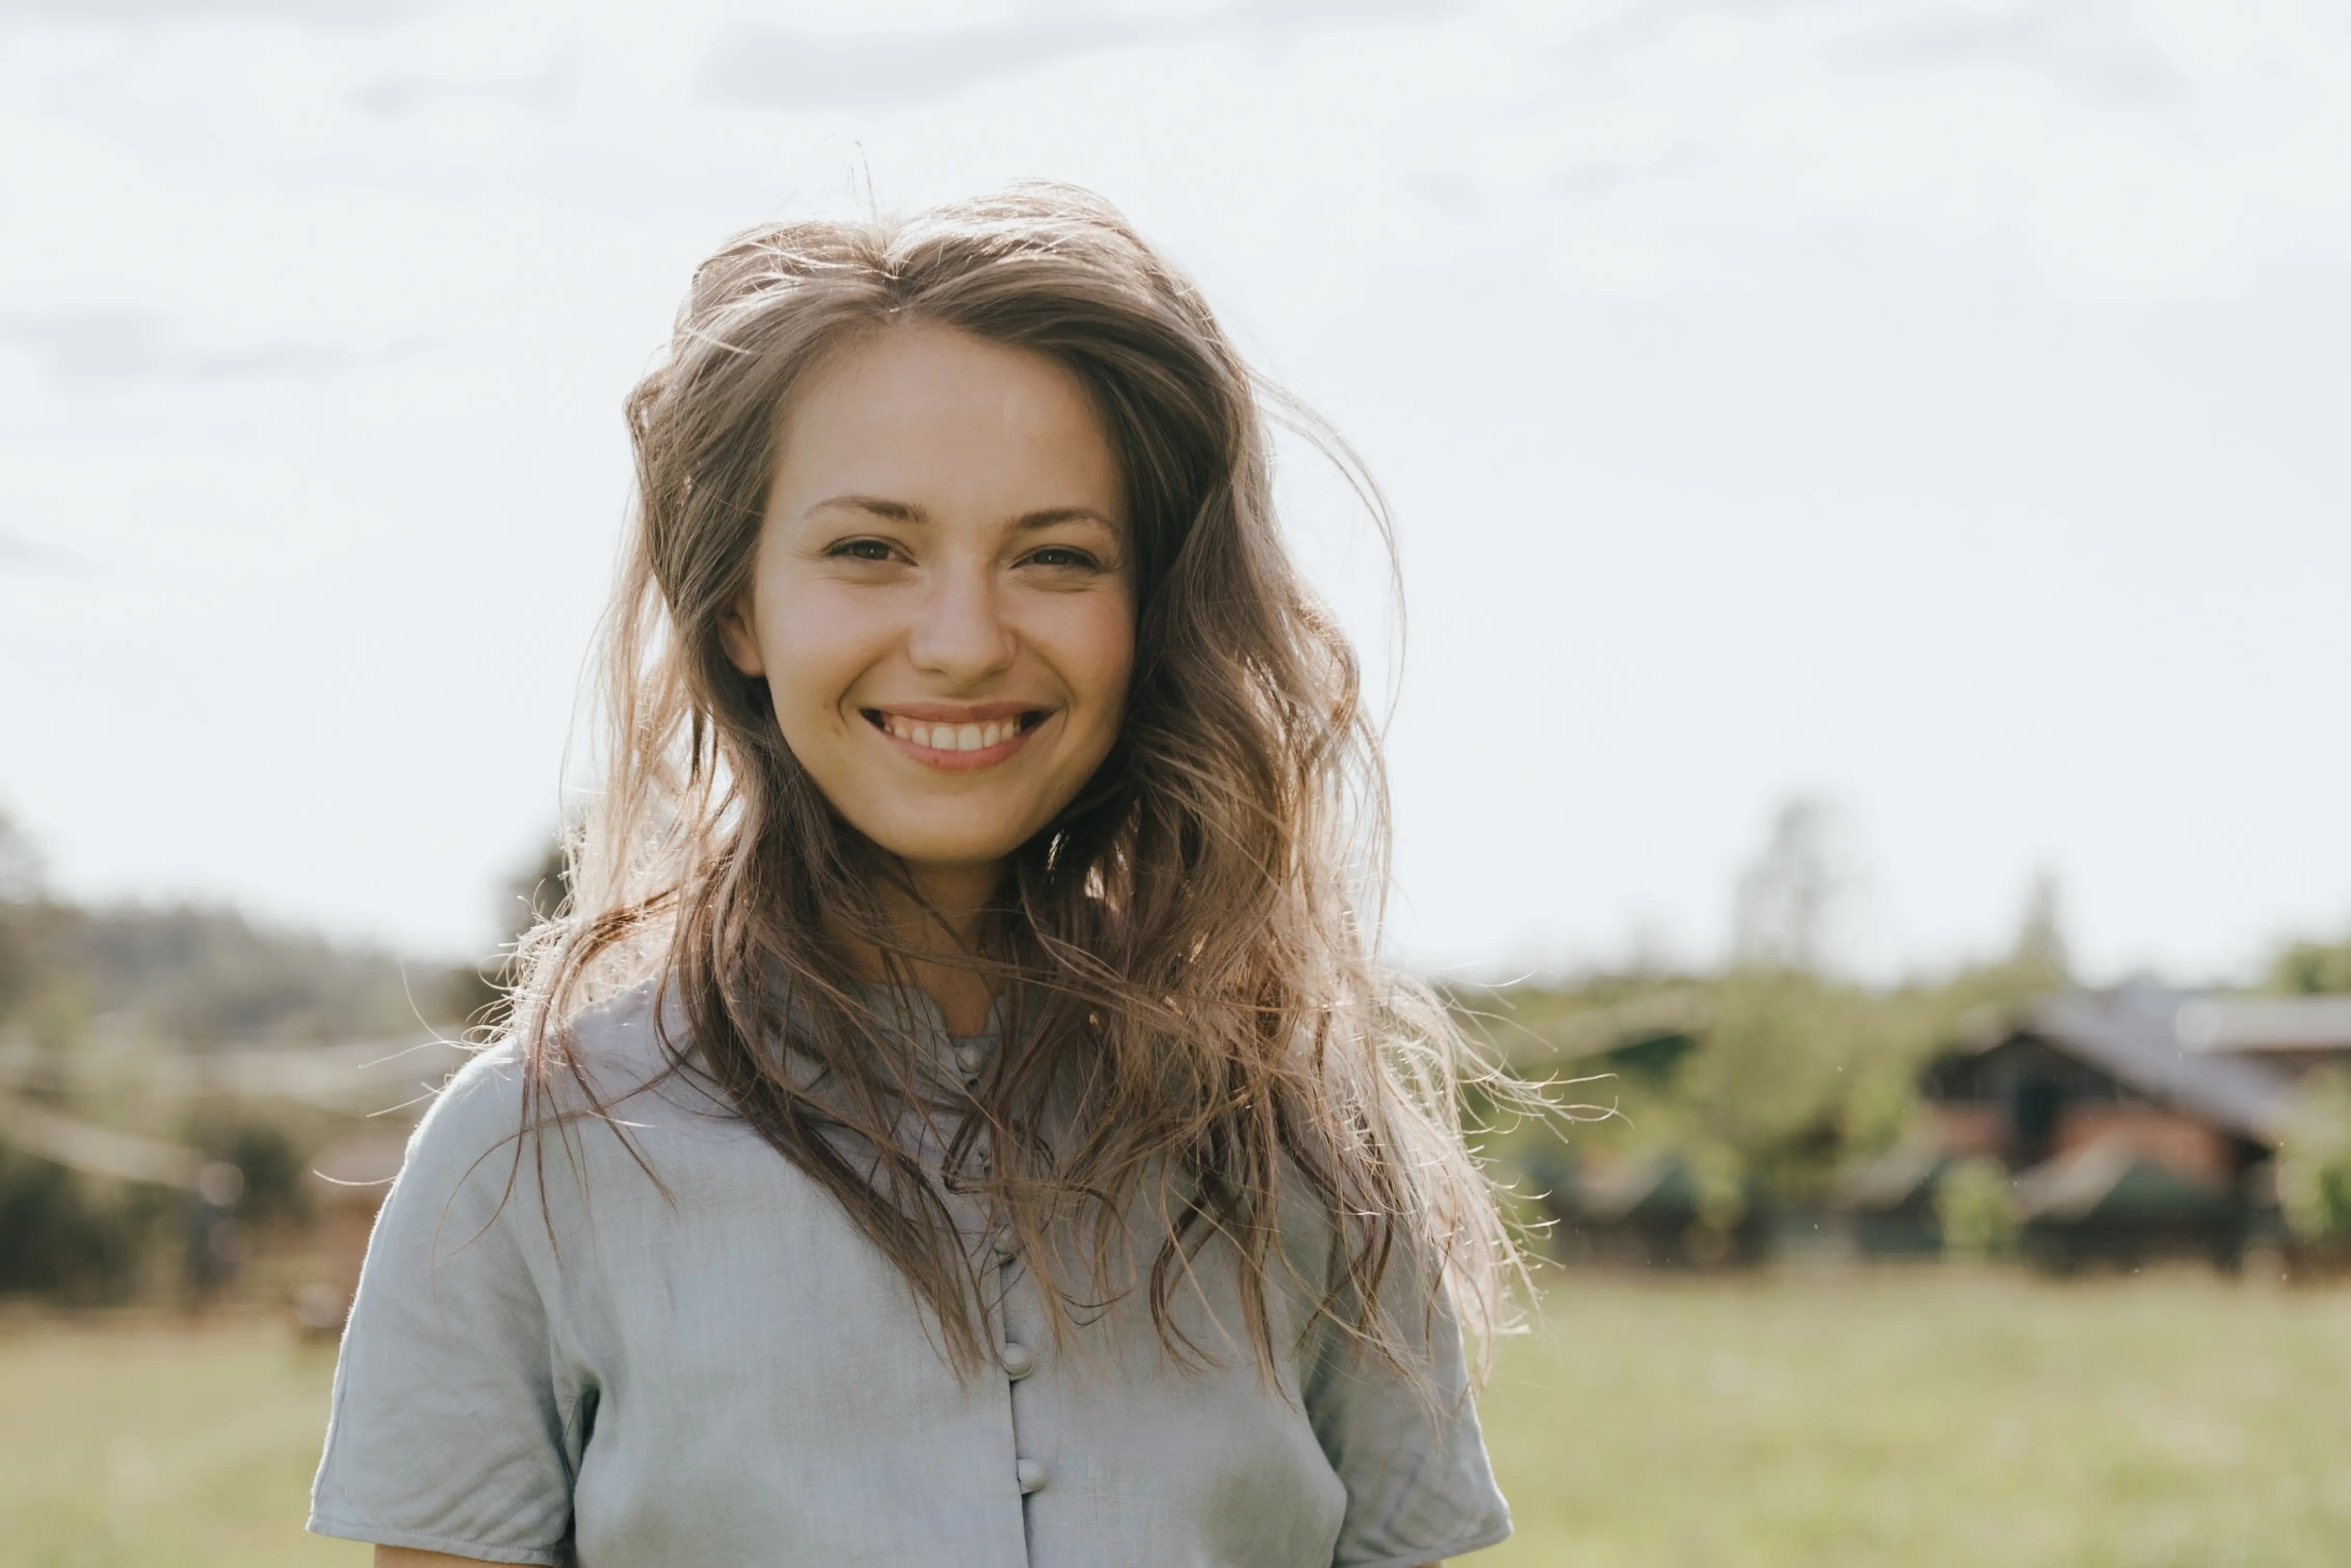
[{"x1": 804, "y1": 495, "x2": 1118, "y2": 532}]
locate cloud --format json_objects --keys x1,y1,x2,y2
[
  {"x1": 1407, "y1": 169, "x2": 1484, "y2": 219},
  {"x1": 349, "y1": 47, "x2": 576, "y2": 119},
  {"x1": 0, "y1": 0, "x2": 433, "y2": 26},
  {"x1": 1547, "y1": 143, "x2": 1711, "y2": 199},
  {"x1": 1560, "y1": 0, "x2": 1841, "y2": 65},
  {"x1": 0, "y1": 309, "x2": 406, "y2": 387},
  {"x1": 1556, "y1": 0, "x2": 2183, "y2": 111},
  {"x1": 702, "y1": 18, "x2": 1160, "y2": 110},
  {"x1": 1835, "y1": 3, "x2": 2188, "y2": 110},
  {"x1": 701, "y1": 0, "x2": 1466, "y2": 111},
  {"x1": 0, "y1": 310, "x2": 177, "y2": 385},
  {"x1": 0, "y1": 527, "x2": 82, "y2": 574}
]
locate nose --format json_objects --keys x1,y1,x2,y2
[{"x1": 905, "y1": 555, "x2": 1016, "y2": 684}]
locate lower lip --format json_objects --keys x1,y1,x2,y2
[{"x1": 869, "y1": 714, "x2": 1046, "y2": 773}]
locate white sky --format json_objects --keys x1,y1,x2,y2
[{"x1": 1, "y1": 0, "x2": 2346, "y2": 985}]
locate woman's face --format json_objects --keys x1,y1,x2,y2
[{"x1": 723, "y1": 324, "x2": 1136, "y2": 887}]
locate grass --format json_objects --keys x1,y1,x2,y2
[
  {"x1": 2, "y1": 1270, "x2": 2348, "y2": 1567},
  {"x1": 1476, "y1": 1268, "x2": 2351, "y2": 1568},
  {"x1": 0, "y1": 1314, "x2": 362, "y2": 1568}
]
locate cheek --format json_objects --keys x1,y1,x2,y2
[
  {"x1": 760, "y1": 586, "x2": 889, "y2": 727},
  {"x1": 1057, "y1": 596, "x2": 1138, "y2": 737}
]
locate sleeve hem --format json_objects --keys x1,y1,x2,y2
[
  {"x1": 1340, "y1": 1517, "x2": 1515, "y2": 1568},
  {"x1": 306, "y1": 1512, "x2": 566, "y2": 1566}
]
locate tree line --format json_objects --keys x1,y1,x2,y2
[{"x1": 2, "y1": 801, "x2": 2347, "y2": 1299}]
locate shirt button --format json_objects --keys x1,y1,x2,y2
[
  {"x1": 1017, "y1": 1458, "x2": 1048, "y2": 1495},
  {"x1": 954, "y1": 1043, "x2": 989, "y2": 1078},
  {"x1": 992, "y1": 1231, "x2": 1018, "y2": 1261},
  {"x1": 1000, "y1": 1342, "x2": 1035, "y2": 1380}
]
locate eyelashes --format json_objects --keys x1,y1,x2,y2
[{"x1": 821, "y1": 539, "x2": 1112, "y2": 574}]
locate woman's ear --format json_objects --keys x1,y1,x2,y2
[{"x1": 718, "y1": 593, "x2": 766, "y2": 678}]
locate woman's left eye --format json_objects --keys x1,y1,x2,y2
[{"x1": 1026, "y1": 547, "x2": 1099, "y2": 570}]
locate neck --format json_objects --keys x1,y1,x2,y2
[
  {"x1": 891, "y1": 860, "x2": 1000, "y2": 951},
  {"x1": 867, "y1": 859, "x2": 1003, "y2": 1037}
]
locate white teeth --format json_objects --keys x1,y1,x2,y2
[{"x1": 880, "y1": 714, "x2": 1028, "y2": 752}]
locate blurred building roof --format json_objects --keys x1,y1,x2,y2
[
  {"x1": 2174, "y1": 995, "x2": 2351, "y2": 1054},
  {"x1": 1954, "y1": 986, "x2": 2297, "y2": 1144}
]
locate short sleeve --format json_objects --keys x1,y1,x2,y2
[
  {"x1": 309, "y1": 1047, "x2": 585, "y2": 1566},
  {"x1": 1303, "y1": 1270, "x2": 1513, "y2": 1568}
]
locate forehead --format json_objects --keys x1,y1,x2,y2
[{"x1": 769, "y1": 324, "x2": 1125, "y2": 525}]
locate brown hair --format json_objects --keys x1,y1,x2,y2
[{"x1": 509, "y1": 183, "x2": 1520, "y2": 1379}]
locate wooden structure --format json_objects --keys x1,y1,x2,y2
[{"x1": 1848, "y1": 987, "x2": 2351, "y2": 1266}]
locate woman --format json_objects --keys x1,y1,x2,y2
[{"x1": 311, "y1": 184, "x2": 1518, "y2": 1567}]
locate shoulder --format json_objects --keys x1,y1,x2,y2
[
  {"x1": 402, "y1": 1036, "x2": 529, "y2": 1173},
  {"x1": 524, "y1": 978, "x2": 727, "y2": 1118},
  {"x1": 555, "y1": 980, "x2": 684, "y2": 1096},
  {"x1": 398, "y1": 982, "x2": 703, "y2": 1180}
]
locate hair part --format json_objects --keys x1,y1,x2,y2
[{"x1": 504, "y1": 182, "x2": 1526, "y2": 1384}]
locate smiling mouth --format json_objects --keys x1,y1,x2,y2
[{"x1": 863, "y1": 708, "x2": 1048, "y2": 763}]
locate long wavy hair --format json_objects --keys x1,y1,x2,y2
[{"x1": 507, "y1": 184, "x2": 1519, "y2": 1381}]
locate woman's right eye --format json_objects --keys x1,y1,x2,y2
[{"x1": 829, "y1": 538, "x2": 898, "y2": 562}]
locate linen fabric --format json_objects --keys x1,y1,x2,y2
[{"x1": 308, "y1": 983, "x2": 1511, "y2": 1567}]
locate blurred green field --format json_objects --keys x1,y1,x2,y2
[
  {"x1": 4, "y1": 1270, "x2": 2349, "y2": 1568},
  {"x1": 0, "y1": 1313, "x2": 363, "y2": 1568},
  {"x1": 1476, "y1": 1270, "x2": 2351, "y2": 1568}
]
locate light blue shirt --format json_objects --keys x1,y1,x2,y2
[{"x1": 309, "y1": 983, "x2": 1510, "y2": 1566}]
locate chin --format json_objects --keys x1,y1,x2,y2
[{"x1": 865, "y1": 822, "x2": 1033, "y2": 872}]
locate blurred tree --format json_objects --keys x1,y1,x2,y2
[
  {"x1": 1459, "y1": 788, "x2": 2096, "y2": 1248},
  {"x1": 2269, "y1": 934, "x2": 2351, "y2": 995},
  {"x1": 0, "y1": 809, "x2": 39, "y2": 1024},
  {"x1": 437, "y1": 833, "x2": 573, "y2": 1028},
  {"x1": 28, "y1": 904, "x2": 421, "y2": 1046},
  {"x1": 2277, "y1": 1068, "x2": 2351, "y2": 1241},
  {"x1": 1935, "y1": 1156, "x2": 2021, "y2": 1258},
  {"x1": 1463, "y1": 943, "x2": 2069, "y2": 1242},
  {"x1": 2, "y1": 811, "x2": 459, "y2": 1046},
  {"x1": 2010, "y1": 869, "x2": 2071, "y2": 986},
  {"x1": 1731, "y1": 798, "x2": 1846, "y2": 975},
  {"x1": 0, "y1": 1150, "x2": 178, "y2": 1301},
  {"x1": 188, "y1": 1117, "x2": 308, "y2": 1229},
  {"x1": 0, "y1": 809, "x2": 38, "y2": 903}
]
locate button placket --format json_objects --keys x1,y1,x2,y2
[
  {"x1": 992, "y1": 1208, "x2": 1049, "y2": 1499},
  {"x1": 945, "y1": 1025, "x2": 1050, "y2": 1505}
]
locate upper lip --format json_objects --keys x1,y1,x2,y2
[{"x1": 863, "y1": 701, "x2": 1046, "y2": 723}]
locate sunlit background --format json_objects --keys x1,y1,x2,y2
[
  {"x1": 5, "y1": 4, "x2": 2351, "y2": 1566},
  {"x1": 5, "y1": 0, "x2": 2347, "y2": 980}
]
